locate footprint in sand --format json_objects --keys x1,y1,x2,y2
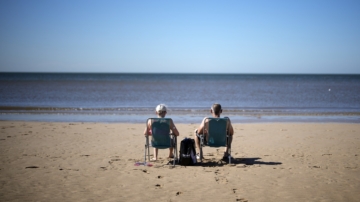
[
  {"x1": 142, "y1": 169, "x2": 149, "y2": 174},
  {"x1": 236, "y1": 198, "x2": 248, "y2": 202},
  {"x1": 25, "y1": 166, "x2": 39, "y2": 169},
  {"x1": 232, "y1": 188, "x2": 237, "y2": 193},
  {"x1": 176, "y1": 191, "x2": 182, "y2": 196},
  {"x1": 110, "y1": 156, "x2": 121, "y2": 161},
  {"x1": 157, "y1": 175, "x2": 163, "y2": 179},
  {"x1": 215, "y1": 176, "x2": 228, "y2": 184},
  {"x1": 155, "y1": 184, "x2": 162, "y2": 188}
]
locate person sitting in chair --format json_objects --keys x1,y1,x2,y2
[
  {"x1": 194, "y1": 103, "x2": 234, "y2": 160},
  {"x1": 144, "y1": 104, "x2": 179, "y2": 161}
]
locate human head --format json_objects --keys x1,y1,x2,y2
[
  {"x1": 211, "y1": 103, "x2": 222, "y2": 117},
  {"x1": 155, "y1": 104, "x2": 167, "y2": 117}
]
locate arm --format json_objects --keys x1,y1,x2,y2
[
  {"x1": 226, "y1": 117, "x2": 234, "y2": 136},
  {"x1": 144, "y1": 120, "x2": 151, "y2": 136},
  {"x1": 170, "y1": 120, "x2": 179, "y2": 136},
  {"x1": 197, "y1": 118, "x2": 206, "y2": 134}
]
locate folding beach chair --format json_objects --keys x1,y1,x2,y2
[
  {"x1": 144, "y1": 118, "x2": 178, "y2": 166},
  {"x1": 196, "y1": 117, "x2": 232, "y2": 164}
]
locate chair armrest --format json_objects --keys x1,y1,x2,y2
[
  {"x1": 170, "y1": 132, "x2": 177, "y2": 140},
  {"x1": 196, "y1": 134, "x2": 203, "y2": 138},
  {"x1": 195, "y1": 131, "x2": 204, "y2": 138},
  {"x1": 196, "y1": 132, "x2": 206, "y2": 146}
]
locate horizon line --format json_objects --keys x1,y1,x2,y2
[{"x1": 1, "y1": 71, "x2": 360, "y2": 76}]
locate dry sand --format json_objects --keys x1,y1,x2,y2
[{"x1": 0, "y1": 121, "x2": 359, "y2": 202}]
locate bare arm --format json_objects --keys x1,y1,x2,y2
[
  {"x1": 170, "y1": 120, "x2": 179, "y2": 136},
  {"x1": 197, "y1": 118, "x2": 206, "y2": 134},
  {"x1": 144, "y1": 120, "x2": 151, "y2": 136},
  {"x1": 227, "y1": 117, "x2": 234, "y2": 136}
]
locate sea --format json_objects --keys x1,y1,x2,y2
[{"x1": 1, "y1": 73, "x2": 359, "y2": 123}]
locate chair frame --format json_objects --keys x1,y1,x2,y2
[
  {"x1": 196, "y1": 117, "x2": 232, "y2": 164},
  {"x1": 144, "y1": 118, "x2": 178, "y2": 166}
]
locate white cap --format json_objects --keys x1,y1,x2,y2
[{"x1": 155, "y1": 104, "x2": 167, "y2": 113}]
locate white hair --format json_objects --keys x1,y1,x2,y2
[{"x1": 155, "y1": 104, "x2": 167, "y2": 113}]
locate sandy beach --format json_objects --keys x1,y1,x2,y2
[{"x1": 0, "y1": 121, "x2": 359, "y2": 201}]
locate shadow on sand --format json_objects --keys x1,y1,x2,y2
[{"x1": 193, "y1": 157, "x2": 282, "y2": 167}]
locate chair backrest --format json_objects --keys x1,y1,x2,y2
[
  {"x1": 148, "y1": 118, "x2": 172, "y2": 149},
  {"x1": 206, "y1": 118, "x2": 228, "y2": 147}
]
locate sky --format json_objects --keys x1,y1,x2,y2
[{"x1": 0, "y1": 0, "x2": 360, "y2": 74}]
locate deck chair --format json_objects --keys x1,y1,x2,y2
[
  {"x1": 144, "y1": 118, "x2": 178, "y2": 166},
  {"x1": 196, "y1": 117, "x2": 232, "y2": 164}
]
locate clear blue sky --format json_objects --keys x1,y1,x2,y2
[{"x1": 1, "y1": 0, "x2": 359, "y2": 74}]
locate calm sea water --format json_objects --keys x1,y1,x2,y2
[{"x1": 1, "y1": 73, "x2": 359, "y2": 123}]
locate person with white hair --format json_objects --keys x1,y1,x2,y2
[{"x1": 144, "y1": 104, "x2": 179, "y2": 161}]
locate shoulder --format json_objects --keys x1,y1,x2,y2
[
  {"x1": 198, "y1": 117, "x2": 208, "y2": 128},
  {"x1": 147, "y1": 119, "x2": 152, "y2": 126},
  {"x1": 223, "y1": 117, "x2": 232, "y2": 125},
  {"x1": 201, "y1": 117, "x2": 209, "y2": 124}
]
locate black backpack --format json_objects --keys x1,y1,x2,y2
[{"x1": 179, "y1": 138, "x2": 197, "y2": 166}]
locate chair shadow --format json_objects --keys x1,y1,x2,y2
[{"x1": 197, "y1": 157, "x2": 282, "y2": 167}]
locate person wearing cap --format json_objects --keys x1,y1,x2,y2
[
  {"x1": 194, "y1": 103, "x2": 234, "y2": 160},
  {"x1": 144, "y1": 104, "x2": 179, "y2": 161}
]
